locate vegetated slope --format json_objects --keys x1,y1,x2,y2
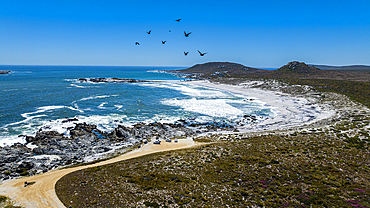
[
  {"x1": 310, "y1": 64, "x2": 370, "y2": 71},
  {"x1": 57, "y1": 122, "x2": 370, "y2": 207},
  {"x1": 174, "y1": 62, "x2": 269, "y2": 77},
  {"x1": 274, "y1": 61, "x2": 322, "y2": 75},
  {"x1": 269, "y1": 61, "x2": 370, "y2": 82},
  {"x1": 181, "y1": 61, "x2": 370, "y2": 82}
]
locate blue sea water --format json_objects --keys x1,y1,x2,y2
[{"x1": 0, "y1": 65, "x2": 275, "y2": 146}]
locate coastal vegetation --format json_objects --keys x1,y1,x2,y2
[
  {"x1": 0, "y1": 195, "x2": 22, "y2": 208},
  {"x1": 56, "y1": 61, "x2": 370, "y2": 208},
  {"x1": 56, "y1": 112, "x2": 370, "y2": 207}
]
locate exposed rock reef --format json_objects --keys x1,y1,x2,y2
[
  {"x1": 78, "y1": 77, "x2": 154, "y2": 83},
  {"x1": 0, "y1": 70, "x2": 11, "y2": 74},
  {"x1": 0, "y1": 112, "x2": 259, "y2": 181},
  {"x1": 0, "y1": 121, "x2": 195, "y2": 181}
]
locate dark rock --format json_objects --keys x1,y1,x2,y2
[
  {"x1": 25, "y1": 136, "x2": 35, "y2": 143},
  {"x1": 33, "y1": 131, "x2": 65, "y2": 143},
  {"x1": 0, "y1": 70, "x2": 11, "y2": 74},
  {"x1": 79, "y1": 77, "x2": 152, "y2": 83},
  {"x1": 78, "y1": 78, "x2": 87, "y2": 82},
  {"x1": 62, "y1": 118, "x2": 79, "y2": 123}
]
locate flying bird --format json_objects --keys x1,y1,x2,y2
[
  {"x1": 162, "y1": 40, "x2": 167, "y2": 44},
  {"x1": 147, "y1": 30, "x2": 151, "y2": 34},
  {"x1": 135, "y1": 42, "x2": 140, "y2": 45},
  {"x1": 169, "y1": 30, "x2": 171, "y2": 32},
  {"x1": 175, "y1": 18, "x2": 182, "y2": 22},
  {"x1": 197, "y1": 50, "x2": 207, "y2": 56},
  {"x1": 184, "y1": 51, "x2": 189, "y2": 56},
  {"x1": 184, "y1": 31, "x2": 191, "y2": 37}
]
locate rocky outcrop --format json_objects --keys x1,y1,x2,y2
[
  {"x1": 0, "y1": 70, "x2": 11, "y2": 74},
  {"x1": 109, "y1": 122, "x2": 193, "y2": 142},
  {"x1": 0, "y1": 114, "x2": 250, "y2": 181},
  {"x1": 276, "y1": 61, "x2": 321, "y2": 74},
  {"x1": 0, "y1": 120, "x2": 195, "y2": 181},
  {"x1": 78, "y1": 77, "x2": 154, "y2": 83},
  {"x1": 26, "y1": 131, "x2": 66, "y2": 143}
]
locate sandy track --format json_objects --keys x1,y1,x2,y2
[{"x1": 0, "y1": 138, "x2": 199, "y2": 208}]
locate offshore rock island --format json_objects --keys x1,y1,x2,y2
[
  {"x1": 0, "y1": 70, "x2": 11, "y2": 74},
  {"x1": 78, "y1": 77, "x2": 155, "y2": 83}
]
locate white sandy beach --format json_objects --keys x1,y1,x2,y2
[{"x1": 188, "y1": 80, "x2": 335, "y2": 132}]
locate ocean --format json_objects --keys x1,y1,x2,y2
[{"x1": 0, "y1": 65, "x2": 275, "y2": 146}]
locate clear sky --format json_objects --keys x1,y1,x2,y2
[{"x1": 0, "y1": 0, "x2": 369, "y2": 68}]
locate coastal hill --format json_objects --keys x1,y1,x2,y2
[
  {"x1": 310, "y1": 64, "x2": 370, "y2": 71},
  {"x1": 174, "y1": 62, "x2": 269, "y2": 78},
  {"x1": 276, "y1": 61, "x2": 321, "y2": 74},
  {"x1": 269, "y1": 61, "x2": 324, "y2": 78},
  {"x1": 177, "y1": 61, "x2": 370, "y2": 82}
]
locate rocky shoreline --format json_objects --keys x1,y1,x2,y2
[{"x1": 0, "y1": 116, "x2": 248, "y2": 181}]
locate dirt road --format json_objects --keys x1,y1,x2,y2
[{"x1": 0, "y1": 138, "x2": 199, "y2": 208}]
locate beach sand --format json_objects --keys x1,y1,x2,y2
[{"x1": 188, "y1": 80, "x2": 335, "y2": 132}]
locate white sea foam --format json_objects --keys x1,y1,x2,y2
[
  {"x1": 141, "y1": 82, "x2": 231, "y2": 98},
  {"x1": 70, "y1": 84, "x2": 86, "y2": 88},
  {"x1": 66, "y1": 106, "x2": 84, "y2": 113},
  {"x1": 98, "y1": 102, "x2": 107, "y2": 109},
  {"x1": 78, "y1": 95, "x2": 117, "y2": 102},
  {"x1": 70, "y1": 95, "x2": 118, "y2": 111},
  {"x1": 2, "y1": 89, "x2": 18, "y2": 92},
  {"x1": 21, "y1": 106, "x2": 66, "y2": 119},
  {"x1": 75, "y1": 114, "x2": 128, "y2": 132},
  {"x1": 3, "y1": 106, "x2": 66, "y2": 128},
  {"x1": 162, "y1": 98, "x2": 244, "y2": 118},
  {"x1": 114, "y1": 105, "x2": 123, "y2": 110},
  {"x1": 0, "y1": 135, "x2": 25, "y2": 147}
]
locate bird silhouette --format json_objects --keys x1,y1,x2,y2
[
  {"x1": 135, "y1": 42, "x2": 140, "y2": 45},
  {"x1": 162, "y1": 41, "x2": 166, "y2": 44},
  {"x1": 197, "y1": 50, "x2": 207, "y2": 56},
  {"x1": 184, "y1": 51, "x2": 189, "y2": 56},
  {"x1": 184, "y1": 31, "x2": 191, "y2": 37},
  {"x1": 147, "y1": 30, "x2": 151, "y2": 34},
  {"x1": 175, "y1": 18, "x2": 182, "y2": 22},
  {"x1": 169, "y1": 30, "x2": 171, "y2": 32}
]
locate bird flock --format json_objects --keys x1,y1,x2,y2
[{"x1": 135, "y1": 18, "x2": 207, "y2": 57}]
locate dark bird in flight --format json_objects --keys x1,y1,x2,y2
[
  {"x1": 184, "y1": 51, "x2": 189, "y2": 56},
  {"x1": 175, "y1": 18, "x2": 182, "y2": 22},
  {"x1": 197, "y1": 50, "x2": 207, "y2": 56},
  {"x1": 147, "y1": 30, "x2": 151, "y2": 34},
  {"x1": 169, "y1": 30, "x2": 171, "y2": 32},
  {"x1": 162, "y1": 40, "x2": 166, "y2": 44},
  {"x1": 135, "y1": 42, "x2": 140, "y2": 45},
  {"x1": 184, "y1": 31, "x2": 191, "y2": 37}
]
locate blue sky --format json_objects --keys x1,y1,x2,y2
[{"x1": 0, "y1": 0, "x2": 369, "y2": 67}]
